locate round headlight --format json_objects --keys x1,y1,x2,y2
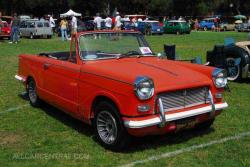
[
  {"x1": 134, "y1": 76, "x2": 154, "y2": 100},
  {"x1": 212, "y1": 68, "x2": 227, "y2": 88}
]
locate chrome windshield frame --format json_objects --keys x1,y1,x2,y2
[{"x1": 78, "y1": 31, "x2": 154, "y2": 61}]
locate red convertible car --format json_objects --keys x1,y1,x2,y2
[{"x1": 15, "y1": 31, "x2": 228, "y2": 150}]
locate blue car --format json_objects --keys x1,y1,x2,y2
[
  {"x1": 122, "y1": 21, "x2": 136, "y2": 30},
  {"x1": 199, "y1": 18, "x2": 215, "y2": 31},
  {"x1": 137, "y1": 21, "x2": 164, "y2": 35}
]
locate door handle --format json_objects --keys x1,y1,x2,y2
[{"x1": 43, "y1": 63, "x2": 50, "y2": 70}]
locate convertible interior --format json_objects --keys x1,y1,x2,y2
[
  {"x1": 39, "y1": 52, "x2": 76, "y2": 63},
  {"x1": 39, "y1": 52, "x2": 70, "y2": 60}
]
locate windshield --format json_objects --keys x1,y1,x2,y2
[{"x1": 78, "y1": 32, "x2": 153, "y2": 60}]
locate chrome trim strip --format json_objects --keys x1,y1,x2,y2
[
  {"x1": 124, "y1": 102, "x2": 228, "y2": 129},
  {"x1": 15, "y1": 75, "x2": 25, "y2": 82},
  {"x1": 208, "y1": 90, "x2": 215, "y2": 117},
  {"x1": 158, "y1": 98, "x2": 166, "y2": 127}
]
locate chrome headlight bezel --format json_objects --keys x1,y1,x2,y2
[
  {"x1": 212, "y1": 68, "x2": 228, "y2": 88},
  {"x1": 134, "y1": 76, "x2": 154, "y2": 100}
]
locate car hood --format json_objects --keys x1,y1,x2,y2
[{"x1": 83, "y1": 57, "x2": 213, "y2": 92}]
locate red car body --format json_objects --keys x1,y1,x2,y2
[
  {"x1": 15, "y1": 31, "x2": 228, "y2": 150},
  {"x1": 0, "y1": 21, "x2": 11, "y2": 39}
]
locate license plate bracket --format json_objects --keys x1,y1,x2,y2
[{"x1": 175, "y1": 117, "x2": 196, "y2": 130}]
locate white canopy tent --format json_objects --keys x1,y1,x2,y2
[{"x1": 60, "y1": 9, "x2": 82, "y2": 18}]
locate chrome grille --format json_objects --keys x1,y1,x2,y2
[{"x1": 158, "y1": 87, "x2": 209, "y2": 112}]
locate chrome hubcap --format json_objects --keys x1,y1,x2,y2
[
  {"x1": 97, "y1": 111, "x2": 117, "y2": 144},
  {"x1": 226, "y1": 58, "x2": 240, "y2": 81},
  {"x1": 28, "y1": 81, "x2": 37, "y2": 103}
]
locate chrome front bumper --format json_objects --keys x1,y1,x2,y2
[{"x1": 124, "y1": 102, "x2": 228, "y2": 129}]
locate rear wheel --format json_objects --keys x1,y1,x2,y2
[
  {"x1": 94, "y1": 101, "x2": 129, "y2": 151},
  {"x1": 27, "y1": 78, "x2": 41, "y2": 107}
]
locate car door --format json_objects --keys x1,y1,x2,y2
[{"x1": 42, "y1": 41, "x2": 80, "y2": 116}]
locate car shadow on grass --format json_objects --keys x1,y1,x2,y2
[
  {"x1": 124, "y1": 127, "x2": 214, "y2": 153},
  {"x1": 20, "y1": 92, "x2": 215, "y2": 153},
  {"x1": 19, "y1": 92, "x2": 94, "y2": 137}
]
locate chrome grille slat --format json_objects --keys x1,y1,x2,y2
[{"x1": 158, "y1": 87, "x2": 209, "y2": 112}]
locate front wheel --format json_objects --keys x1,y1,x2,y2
[
  {"x1": 226, "y1": 57, "x2": 241, "y2": 81},
  {"x1": 94, "y1": 101, "x2": 129, "y2": 151},
  {"x1": 27, "y1": 78, "x2": 41, "y2": 107}
]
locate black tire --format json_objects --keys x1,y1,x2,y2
[
  {"x1": 47, "y1": 35, "x2": 52, "y2": 39},
  {"x1": 27, "y1": 78, "x2": 41, "y2": 107},
  {"x1": 195, "y1": 119, "x2": 214, "y2": 130},
  {"x1": 93, "y1": 101, "x2": 130, "y2": 151},
  {"x1": 226, "y1": 57, "x2": 242, "y2": 81}
]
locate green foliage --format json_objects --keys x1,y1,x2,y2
[{"x1": 0, "y1": 0, "x2": 250, "y2": 16}]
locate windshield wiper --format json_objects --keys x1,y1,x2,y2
[{"x1": 117, "y1": 51, "x2": 142, "y2": 59}]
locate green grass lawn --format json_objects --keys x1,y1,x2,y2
[{"x1": 0, "y1": 31, "x2": 250, "y2": 167}]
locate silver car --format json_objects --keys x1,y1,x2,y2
[{"x1": 19, "y1": 19, "x2": 52, "y2": 39}]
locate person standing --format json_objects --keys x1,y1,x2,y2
[
  {"x1": 94, "y1": 13, "x2": 102, "y2": 30},
  {"x1": 60, "y1": 18, "x2": 68, "y2": 41},
  {"x1": 114, "y1": 12, "x2": 122, "y2": 30},
  {"x1": 49, "y1": 15, "x2": 55, "y2": 33},
  {"x1": 105, "y1": 15, "x2": 112, "y2": 30},
  {"x1": 194, "y1": 19, "x2": 199, "y2": 31},
  {"x1": 9, "y1": 13, "x2": 20, "y2": 44},
  {"x1": 71, "y1": 15, "x2": 77, "y2": 36}
]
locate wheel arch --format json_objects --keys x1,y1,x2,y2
[{"x1": 90, "y1": 94, "x2": 122, "y2": 120}]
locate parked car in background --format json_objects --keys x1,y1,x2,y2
[
  {"x1": 122, "y1": 21, "x2": 135, "y2": 30},
  {"x1": 0, "y1": 21, "x2": 11, "y2": 39},
  {"x1": 220, "y1": 22, "x2": 235, "y2": 31},
  {"x1": 84, "y1": 20, "x2": 95, "y2": 31},
  {"x1": 236, "y1": 23, "x2": 250, "y2": 32},
  {"x1": 15, "y1": 31, "x2": 228, "y2": 150},
  {"x1": 207, "y1": 41, "x2": 250, "y2": 81},
  {"x1": 199, "y1": 18, "x2": 215, "y2": 31},
  {"x1": 164, "y1": 20, "x2": 191, "y2": 34},
  {"x1": 124, "y1": 15, "x2": 146, "y2": 21},
  {"x1": 19, "y1": 15, "x2": 31, "y2": 22},
  {"x1": 19, "y1": 19, "x2": 53, "y2": 39},
  {"x1": 137, "y1": 21, "x2": 164, "y2": 35}
]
